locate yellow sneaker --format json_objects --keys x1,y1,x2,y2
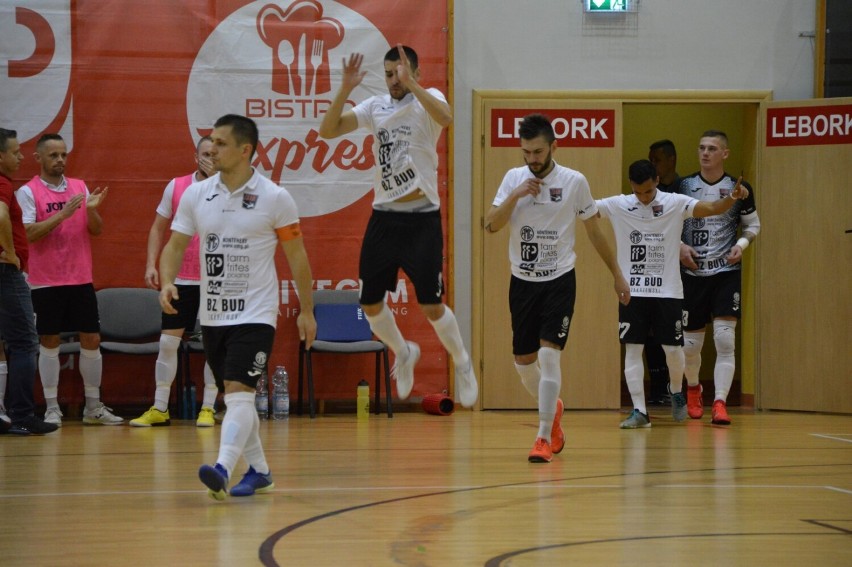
[
  {"x1": 196, "y1": 407, "x2": 215, "y2": 428},
  {"x1": 129, "y1": 407, "x2": 170, "y2": 427}
]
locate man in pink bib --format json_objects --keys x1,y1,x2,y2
[
  {"x1": 131, "y1": 136, "x2": 220, "y2": 428},
  {"x1": 16, "y1": 133, "x2": 121, "y2": 426}
]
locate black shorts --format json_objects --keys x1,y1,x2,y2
[
  {"x1": 201, "y1": 323, "x2": 275, "y2": 389},
  {"x1": 161, "y1": 284, "x2": 201, "y2": 332},
  {"x1": 359, "y1": 209, "x2": 444, "y2": 305},
  {"x1": 509, "y1": 271, "x2": 576, "y2": 356},
  {"x1": 31, "y1": 284, "x2": 100, "y2": 335},
  {"x1": 681, "y1": 270, "x2": 741, "y2": 331},
  {"x1": 619, "y1": 296, "x2": 684, "y2": 346}
]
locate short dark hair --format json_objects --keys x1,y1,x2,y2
[
  {"x1": 384, "y1": 45, "x2": 419, "y2": 71},
  {"x1": 36, "y1": 133, "x2": 64, "y2": 151},
  {"x1": 649, "y1": 139, "x2": 676, "y2": 159},
  {"x1": 701, "y1": 130, "x2": 728, "y2": 146},
  {"x1": 628, "y1": 159, "x2": 658, "y2": 184},
  {"x1": 0, "y1": 128, "x2": 17, "y2": 152},
  {"x1": 518, "y1": 113, "x2": 555, "y2": 144},
  {"x1": 213, "y1": 114, "x2": 259, "y2": 158},
  {"x1": 196, "y1": 135, "x2": 212, "y2": 152}
]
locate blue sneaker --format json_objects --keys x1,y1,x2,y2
[
  {"x1": 198, "y1": 463, "x2": 229, "y2": 501},
  {"x1": 230, "y1": 466, "x2": 275, "y2": 497},
  {"x1": 671, "y1": 391, "x2": 688, "y2": 422}
]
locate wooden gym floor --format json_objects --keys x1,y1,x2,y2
[{"x1": 1, "y1": 408, "x2": 850, "y2": 566}]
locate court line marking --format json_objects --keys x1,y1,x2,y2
[{"x1": 810, "y1": 433, "x2": 852, "y2": 444}]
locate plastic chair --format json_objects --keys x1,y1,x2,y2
[
  {"x1": 297, "y1": 289, "x2": 392, "y2": 418},
  {"x1": 95, "y1": 287, "x2": 162, "y2": 411},
  {"x1": 96, "y1": 288, "x2": 162, "y2": 356}
]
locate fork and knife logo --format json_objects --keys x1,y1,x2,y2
[{"x1": 257, "y1": 1, "x2": 344, "y2": 96}]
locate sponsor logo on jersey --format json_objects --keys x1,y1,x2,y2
[
  {"x1": 206, "y1": 234, "x2": 221, "y2": 252},
  {"x1": 630, "y1": 264, "x2": 645, "y2": 275},
  {"x1": 629, "y1": 230, "x2": 643, "y2": 244},
  {"x1": 520, "y1": 225, "x2": 535, "y2": 242},
  {"x1": 206, "y1": 254, "x2": 225, "y2": 277},
  {"x1": 207, "y1": 280, "x2": 222, "y2": 295},
  {"x1": 692, "y1": 230, "x2": 710, "y2": 247},
  {"x1": 652, "y1": 205, "x2": 663, "y2": 217},
  {"x1": 630, "y1": 245, "x2": 646, "y2": 262},
  {"x1": 549, "y1": 187, "x2": 562, "y2": 202},
  {"x1": 242, "y1": 193, "x2": 258, "y2": 209}
]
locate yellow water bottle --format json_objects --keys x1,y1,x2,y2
[{"x1": 357, "y1": 379, "x2": 369, "y2": 419}]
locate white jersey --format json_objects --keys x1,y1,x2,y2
[
  {"x1": 679, "y1": 172, "x2": 758, "y2": 276},
  {"x1": 171, "y1": 169, "x2": 299, "y2": 328},
  {"x1": 353, "y1": 89, "x2": 445, "y2": 207},
  {"x1": 596, "y1": 191, "x2": 698, "y2": 298},
  {"x1": 493, "y1": 162, "x2": 597, "y2": 281}
]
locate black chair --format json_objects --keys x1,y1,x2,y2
[
  {"x1": 96, "y1": 287, "x2": 162, "y2": 404},
  {"x1": 297, "y1": 289, "x2": 392, "y2": 418}
]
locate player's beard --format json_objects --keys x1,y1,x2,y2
[{"x1": 526, "y1": 150, "x2": 553, "y2": 178}]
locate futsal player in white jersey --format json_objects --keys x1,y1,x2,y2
[
  {"x1": 485, "y1": 114, "x2": 629, "y2": 462},
  {"x1": 678, "y1": 130, "x2": 760, "y2": 425},
  {"x1": 159, "y1": 114, "x2": 316, "y2": 500},
  {"x1": 319, "y1": 44, "x2": 477, "y2": 408},
  {"x1": 596, "y1": 160, "x2": 748, "y2": 429}
]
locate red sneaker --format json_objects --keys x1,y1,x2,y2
[
  {"x1": 550, "y1": 398, "x2": 565, "y2": 454},
  {"x1": 528, "y1": 437, "x2": 552, "y2": 463},
  {"x1": 711, "y1": 400, "x2": 731, "y2": 425},
  {"x1": 687, "y1": 384, "x2": 704, "y2": 419}
]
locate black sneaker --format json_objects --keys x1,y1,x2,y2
[
  {"x1": 0, "y1": 419, "x2": 10, "y2": 434},
  {"x1": 8, "y1": 415, "x2": 59, "y2": 435}
]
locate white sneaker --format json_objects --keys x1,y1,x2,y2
[
  {"x1": 44, "y1": 407, "x2": 64, "y2": 427},
  {"x1": 82, "y1": 403, "x2": 123, "y2": 425},
  {"x1": 391, "y1": 341, "x2": 419, "y2": 400},
  {"x1": 455, "y1": 358, "x2": 479, "y2": 408},
  {"x1": 0, "y1": 403, "x2": 10, "y2": 424}
]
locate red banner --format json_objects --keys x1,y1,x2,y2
[
  {"x1": 0, "y1": 0, "x2": 450, "y2": 403},
  {"x1": 490, "y1": 108, "x2": 616, "y2": 147},
  {"x1": 766, "y1": 105, "x2": 852, "y2": 146}
]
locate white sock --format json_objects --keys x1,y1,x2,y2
[
  {"x1": 515, "y1": 361, "x2": 540, "y2": 400},
  {"x1": 683, "y1": 331, "x2": 705, "y2": 388},
  {"x1": 217, "y1": 392, "x2": 256, "y2": 478},
  {"x1": 242, "y1": 409, "x2": 270, "y2": 475},
  {"x1": 537, "y1": 347, "x2": 561, "y2": 440},
  {"x1": 427, "y1": 306, "x2": 469, "y2": 366},
  {"x1": 624, "y1": 343, "x2": 647, "y2": 415},
  {"x1": 154, "y1": 334, "x2": 182, "y2": 411},
  {"x1": 202, "y1": 363, "x2": 218, "y2": 409},
  {"x1": 364, "y1": 303, "x2": 406, "y2": 356},
  {"x1": 713, "y1": 319, "x2": 737, "y2": 401},
  {"x1": 39, "y1": 345, "x2": 61, "y2": 408},
  {"x1": 662, "y1": 344, "x2": 685, "y2": 394},
  {"x1": 80, "y1": 347, "x2": 103, "y2": 410}
]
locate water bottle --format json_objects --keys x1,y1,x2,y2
[
  {"x1": 272, "y1": 365, "x2": 289, "y2": 420},
  {"x1": 357, "y1": 379, "x2": 370, "y2": 419},
  {"x1": 255, "y1": 367, "x2": 269, "y2": 420}
]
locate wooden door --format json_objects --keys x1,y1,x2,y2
[
  {"x1": 757, "y1": 97, "x2": 852, "y2": 413},
  {"x1": 472, "y1": 92, "x2": 623, "y2": 409}
]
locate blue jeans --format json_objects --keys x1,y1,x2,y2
[{"x1": 0, "y1": 264, "x2": 39, "y2": 421}]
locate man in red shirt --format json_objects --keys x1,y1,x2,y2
[{"x1": 0, "y1": 127, "x2": 57, "y2": 435}]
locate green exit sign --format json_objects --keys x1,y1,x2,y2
[{"x1": 585, "y1": 0, "x2": 631, "y2": 12}]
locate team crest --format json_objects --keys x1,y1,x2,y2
[
  {"x1": 242, "y1": 194, "x2": 258, "y2": 209},
  {"x1": 652, "y1": 205, "x2": 663, "y2": 217},
  {"x1": 549, "y1": 187, "x2": 563, "y2": 202}
]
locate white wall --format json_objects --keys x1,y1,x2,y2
[{"x1": 452, "y1": 0, "x2": 816, "y2": 344}]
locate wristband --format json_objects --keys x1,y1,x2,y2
[{"x1": 736, "y1": 237, "x2": 750, "y2": 251}]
